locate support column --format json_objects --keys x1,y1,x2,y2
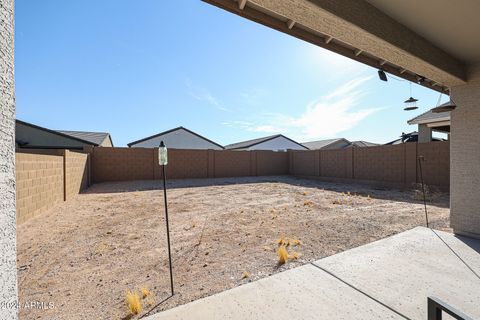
[
  {"x1": 450, "y1": 63, "x2": 480, "y2": 237},
  {"x1": 418, "y1": 124, "x2": 432, "y2": 143},
  {"x1": 0, "y1": 0, "x2": 18, "y2": 318}
]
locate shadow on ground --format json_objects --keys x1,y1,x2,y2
[{"x1": 84, "y1": 176, "x2": 450, "y2": 209}]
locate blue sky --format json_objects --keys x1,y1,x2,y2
[{"x1": 15, "y1": 0, "x2": 447, "y2": 147}]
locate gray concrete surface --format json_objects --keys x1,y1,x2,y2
[
  {"x1": 148, "y1": 227, "x2": 480, "y2": 320},
  {"x1": 149, "y1": 264, "x2": 402, "y2": 320},
  {"x1": 0, "y1": 0, "x2": 18, "y2": 319},
  {"x1": 314, "y1": 227, "x2": 480, "y2": 320}
]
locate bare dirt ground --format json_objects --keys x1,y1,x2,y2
[{"x1": 17, "y1": 176, "x2": 450, "y2": 320}]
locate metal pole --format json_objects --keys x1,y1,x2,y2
[
  {"x1": 418, "y1": 156, "x2": 429, "y2": 228},
  {"x1": 162, "y1": 164, "x2": 174, "y2": 296}
]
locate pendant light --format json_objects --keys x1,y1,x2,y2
[{"x1": 404, "y1": 82, "x2": 418, "y2": 111}]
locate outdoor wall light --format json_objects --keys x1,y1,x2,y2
[{"x1": 378, "y1": 69, "x2": 388, "y2": 81}]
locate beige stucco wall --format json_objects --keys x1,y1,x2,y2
[
  {"x1": 418, "y1": 124, "x2": 432, "y2": 143},
  {"x1": 99, "y1": 136, "x2": 113, "y2": 147},
  {"x1": 450, "y1": 63, "x2": 480, "y2": 237},
  {"x1": 0, "y1": 0, "x2": 18, "y2": 318}
]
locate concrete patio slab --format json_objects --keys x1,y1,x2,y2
[
  {"x1": 313, "y1": 227, "x2": 480, "y2": 320},
  {"x1": 148, "y1": 263, "x2": 402, "y2": 320},
  {"x1": 147, "y1": 227, "x2": 480, "y2": 320}
]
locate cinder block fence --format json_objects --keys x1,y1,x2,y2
[
  {"x1": 90, "y1": 148, "x2": 289, "y2": 182},
  {"x1": 289, "y1": 142, "x2": 449, "y2": 189},
  {"x1": 15, "y1": 141, "x2": 449, "y2": 224},
  {"x1": 16, "y1": 150, "x2": 89, "y2": 224}
]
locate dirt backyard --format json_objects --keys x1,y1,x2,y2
[{"x1": 17, "y1": 176, "x2": 450, "y2": 319}]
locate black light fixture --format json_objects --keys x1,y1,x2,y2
[
  {"x1": 404, "y1": 97, "x2": 419, "y2": 111},
  {"x1": 378, "y1": 69, "x2": 388, "y2": 81},
  {"x1": 432, "y1": 100, "x2": 456, "y2": 113},
  {"x1": 417, "y1": 75, "x2": 426, "y2": 84},
  {"x1": 403, "y1": 82, "x2": 418, "y2": 111}
]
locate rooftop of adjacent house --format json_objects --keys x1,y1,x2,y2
[
  {"x1": 302, "y1": 138, "x2": 349, "y2": 150},
  {"x1": 16, "y1": 119, "x2": 112, "y2": 147},
  {"x1": 408, "y1": 102, "x2": 452, "y2": 125},
  {"x1": 224, "y1": 134, "x2": 306, "y2": 150},
  {"x1": 385, "y1": 131, "x2": 446, "y2": 145},
  {"x1": 57, "y1": 130, "x2": 113, "y2": 146},
  {"x1": 348, "y1": 140, "x2": 379, "y2": 148},
  {"x1": 127, "y1": 126, "x2": 225, "y2": 149}
]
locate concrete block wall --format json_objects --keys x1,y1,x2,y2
[
  {"x1": 354, "y1": 144, "x2": 405, "y2": 183},
  {"x1": 15, "y1": 152, "x2": 64, "y2": 224},
  {"x1": 256, "y1": 150, "x2": 289, "y2": 176},
  {"x1": 91, "y1": 147, "x2": 290, "y2": 182},
  {"x1": 15, "y1": 150, "x2": 90, "y2": 224},
  {"x1": 213, "y1": 150, "x2": 252, "y2": 177},
  {"x1": 321, "y1": 148, "x2": 353, "y2": 179},
  {"x1": 92, "y1": 147, "x2": 155, "y2": 183},
  {"x1": 65, "y1": 150, "x2": 89, "y2": 200},
  {"x1": 290, "y1": 142, "x2": 449, "y2": 189},
  {"x1": 158, "y1": 149, "x2": 210, "y2": 179},
  {"x1": 417, "y1": 142, "x2": 450, "y2": 188},
  {"x1": 290, "y1": 150, "x2": 316, "y2": 176}
]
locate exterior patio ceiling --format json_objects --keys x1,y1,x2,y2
[
  {"x1": 365, "y1": 0, "x2": 480, "y2": 64},
  {"x1": 203, "y1": 0, "x2": 475, "y2": 93}
]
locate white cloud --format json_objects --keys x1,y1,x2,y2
[
  {"x1": 301, "y1": 45, "x2": 369, "y2": 80},
  {"x1": 223, "y1": 76, "x2": 381, "y2": 141},
  {"x1": 186, "y1": 79, "x2": 229, "y2": 112}
]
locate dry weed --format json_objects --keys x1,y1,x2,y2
[
  {"x1": 126, "y1": 290, "x2": 142, "y2": 315},
  {"x1": 278, "y1": 246, "x2": 288, "y2": 265}
]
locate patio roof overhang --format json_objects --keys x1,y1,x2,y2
[{"x1": 202, "y1": 0, "x2": 476, "y2": 94}]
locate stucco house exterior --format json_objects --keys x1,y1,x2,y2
[
  {"x1": 128, "y1": 126, "x2": 224, "y2": 149},
  {"x1": 15, "y1": 120, "x2": 113, "y2": 149},
  {"x1": 225, "y1": 134, "x2": 307, "y2": 151},
  {"x1": 408, "y1": 104, "x2": 451, "y2": 143}
]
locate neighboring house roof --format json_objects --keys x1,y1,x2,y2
[
  {"x1": 302, "y1": 138, "x2": 350, "y2": 150},
  {"x1": 407, "y1": 103, "x2": 451, "y2": 125},
  {"x1": 57, "y1": 130, "x2": 113, "y2": 147},
  {"x1": 16, "y1": 119, "x2": 103, "y2": 147},
  {"x1": 347, "y1": 141, "x2": 379, "y2": 148},
  {"x1": 225, "y1": 134, "x2": 308, "y2": 150},
  {"x1": 385, "y1": 131, "x2": 445, "y2": 145},
  {"x1": 128, "y1": 126, "x2": 224, "y2": 149}
]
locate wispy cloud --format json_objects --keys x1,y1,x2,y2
[
  {"x1": 186, "y1": 79, "x2": 229, "y2": 112},
  {"x1": 302, "y1": 45, "x2": 369, "y2": 80},
  {"x1": 223, "y1": 76, "x2": 381, "y2": 141},
  {"x1": 240, "y1": 88, "x2": 269, "y2": 107}
]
